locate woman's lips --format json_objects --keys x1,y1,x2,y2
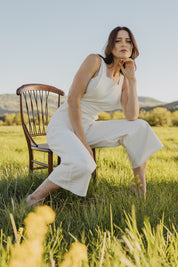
[{"x1": 120, "y1": 49, "x2": 128, "y2": 52}]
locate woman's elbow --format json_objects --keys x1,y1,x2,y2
[
  {"x1": 125, "y1": 107, "x2": 139, "y2": 121},
  {"x1": 126, "y1": 116, "x2": 139, "y2": 121},
  {"x1": 125, "y1": 111, "x2": 139, "y2": 121}
]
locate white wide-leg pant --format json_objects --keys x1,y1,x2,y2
[{"x1": 46, "y1": 119, "x2": 163, "y2": 196}]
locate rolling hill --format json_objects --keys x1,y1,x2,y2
[{"x1": 0, "y1": 94, "x2": 177, "y2": 115}]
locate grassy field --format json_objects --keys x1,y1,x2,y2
[{"x1": 0, "y1": 126, "x2": 178, "y2": 266}]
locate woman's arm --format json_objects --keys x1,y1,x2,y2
[
  {"x1": 120, "y1": 59, "x2": 139, "y2": 121},
  {"x1": 67, "y1": 54, "x2": 101, "y2": 157}
]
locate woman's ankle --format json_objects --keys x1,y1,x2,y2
[
  {"x1": 26, "y1": 194, "x2": 45, "y2": 207},
  {"x1": 129, "y1": 183, "x2": 146, "y2": 200}
]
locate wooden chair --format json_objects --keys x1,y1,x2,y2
[
  {"x1": 92, "y1": 149, "x2": 97, "y2": 182},
  {"x1": 16, "y1": 84, "x2": 65, "y2": 175}
]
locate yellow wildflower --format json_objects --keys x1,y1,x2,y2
[
  {"x1": 60, "y1": 242, "x2": 88, "y2": 267},
  {"x1": 8, "y1": 205, "x2": 55, "y2": 267}
]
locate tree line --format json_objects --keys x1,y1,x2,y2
[
  {"x1": 99, "y1": 108, "x2": 178, "y2": 126},
  {"x1": 0, "y1": 108, "x2": 178, "y2": 126}
]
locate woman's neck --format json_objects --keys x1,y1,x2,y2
[{"x1": 109, "y1": 58, "x2": 121, "y2": 77}]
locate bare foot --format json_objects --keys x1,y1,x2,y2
[
  {"x1": 26, "y1": 194, "x2": 44, "y2": 207},
  {"x1": 129, "y1": 184, "x2": 146, "y2": 201}
]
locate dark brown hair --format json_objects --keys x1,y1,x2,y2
[{"x1": 100, "y1": 26, "x2": 139, "y2": 65}]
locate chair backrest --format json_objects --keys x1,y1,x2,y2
[{"x1": 16, "y1": 84, "x2": 65, "y2": 147}]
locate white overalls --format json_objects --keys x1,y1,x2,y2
[{"x1": 46, "y1": 58, "x2": 163, "y2": 196}]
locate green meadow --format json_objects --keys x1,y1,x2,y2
[{"x1": 0, "y1": 126, "x2": 178, "y2": 266}]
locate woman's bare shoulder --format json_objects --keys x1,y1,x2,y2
[
  {"x1": 80, "y1": 54, "x2": 101, "y2": 78},
  {"x1": 83, "y1": 54, "x2": 101, "y2": 68},
  {"x1": 86, "y1": 53, "x2": 101, "y2": 61}
]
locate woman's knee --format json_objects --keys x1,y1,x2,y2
[
  {"x1": 133, "y1": 118, "x2": 150, "y2": 129},
  {"x1": 74, "y1": 157, "x2": 96, "y2": 174}
]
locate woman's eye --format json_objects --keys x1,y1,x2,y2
[{"x1": 115, "y1": 40, "x2": 131, "y2": 43}]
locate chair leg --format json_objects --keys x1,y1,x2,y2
[
  {"x1": 92, "y1": 148, "x2": 97, "y2": 183},
  {"x1": 48, "y1": 151, "x2": 53, "y2": 175},
  {"x1": 29, "y1": 147, "x2": 34, "y2": 173},
  {"x1": 57, "y1": 156, "x2": 61, "y2": 165}
]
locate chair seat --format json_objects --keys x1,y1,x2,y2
[
  {"x1": 38, "y1": 143, "x2": 50, "y2": 149},
  {"x1": 31, "y1": 143, "x2": 51, "y2": 152}
]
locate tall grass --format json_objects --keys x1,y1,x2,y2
[{"x1": 0, "y1": 126, "x2": 178, "y2": 266}]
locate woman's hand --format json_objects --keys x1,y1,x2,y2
[
  {"x1": 83, "y1": 141, "x2": 94, "y2": 159},
  {"x1": 74, "y1": 131, "x2": 94, "y2": 159},
  {"x1": 119, "y1": 58, "x2": 136, "y2": 81}
]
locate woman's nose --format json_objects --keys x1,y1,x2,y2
[{"x1": 121, "y1": 40, "x2": 127, "y2": 46}]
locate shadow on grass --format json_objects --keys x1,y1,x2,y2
[{"x1": 0, "y1": 171, "x2": 177, "y2": 238}]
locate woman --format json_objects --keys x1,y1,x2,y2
[{"x1": 27, "y1": 26, "x2": 163, "y2": 205}]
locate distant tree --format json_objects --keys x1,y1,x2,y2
[
  {"x1": 98, "y1": 112, "x2": 111, "y2": 120},
  {"x1": 13, "y1": 113, "x2": 22, "y2": 125},
  {"x1": 139, "y1": 108, "x2": 172, "y2": 126},
  {"x1": 0, "y1": 115, "x2": 5, "y2": 122},
  {"x1": 171, "y1": 111, "x2": 178, "y2": 126},
  {"x1": 4, "y1": 114, "x2": 15, "y2": 125},
  {"x1": 111, "y1": 111, "x2": 125, "y2": 120}
]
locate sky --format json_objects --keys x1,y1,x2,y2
[{"x1": 0, "y1": 0, "x2": 178, "y2": 103}]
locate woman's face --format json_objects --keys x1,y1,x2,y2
[{"x1": 112, "y1": 30, "x2": 133, "y2": 59}]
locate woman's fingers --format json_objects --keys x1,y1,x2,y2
[
  {"x1": 84, "y1": 142, "x2": 94, "y2": 158},
  {"x1": 118, "y1": 61, "x2": 126, "y2": 74},
  {"x1": 120, "y1": 58, "x2": 134, "y2": 68},
  {"x1": 121, "y1": 58, "x2": 134, "y2": 63},
  {"x1": 119, "y1": 59, "x2": 135, "y2": 80}
]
